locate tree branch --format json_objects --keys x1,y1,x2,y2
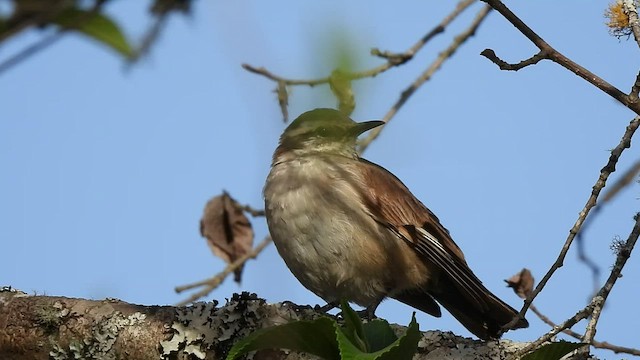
[
  {"x1": 175, "y1": 236, "x2": 272, "y2": 306},
  {"x1": 480, "y1": 0, "x2": 640, "y2": 115},
  {"x1": 504, "y1": 116, "x2": 640, "y2": 329},
  {"x1": 530, "y1": 304, "x2": 640, "y2": 356},
  {"x1": 243, "y1": 0, "x2": 481, "y2": 122},
  {"x1": 0, "y1": 289, "x2": 535, "y2": 360},
  {"x1": 582, "y1": 213, "x2": 640, "y2": 344},
  {"x1": 357, "y1": 4, "x2": 492, "y2": 154}
]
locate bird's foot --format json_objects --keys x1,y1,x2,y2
[{"x1": 314, "y1": 301, "x2": 339, "y2": 313}]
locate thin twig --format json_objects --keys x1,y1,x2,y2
[
  {"x1": 175, "y1": 236, "x2": 272, "y2": 306},
  {"x1": 516, "y1": 304, "x2": 594, "y2": 357},
  {"x1": 238, "y1": 204, "x2": 266, "y2": 217},
  {"x1": 368, "y1": 0, "x2": 477, "y2": 67},
  {"x1": 242, "y1": 0, "x2": 480, "y2": 120},
  {"x1": 583, "y1": 213, "x2": 640, "y2": 344},
  {"x1": 530, "y1": 304, "x2": 640, "y2": 356},
  {"x1": 480, "y1": 49, "x2": 547, "y2": 71},
  {"x1": 503, "y1": 117, "x2": 640, "y2": 330},
  {"x1": 480, "y1": 0, "x2": 640, "y2": 115},
  {"x1": 242, "y1": 64, "x2": 329, "y2": 86},
  {"x1": 517, "y1": 214, "x2": 640, "y2": 358},
  {"x1": 357, "y1": 5, "x2": 493, "y2": 154}
]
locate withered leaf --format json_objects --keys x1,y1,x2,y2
[
  {"x1": 200, "y1": 191, "x2": 254, "y2": 283},
  {"x1": 505, "y1": 268, "x2": 535, "y2": 299}
]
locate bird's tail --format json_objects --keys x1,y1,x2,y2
[{"x1": 429, "y1": 275, "x2": 528, "y2": 340}]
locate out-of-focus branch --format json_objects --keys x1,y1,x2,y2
[
  {"x1": 0, "y1": 33, "x2": 64, "y2": 75},
  {"x1": 0, "y1": 0, "x2": 108, "y2": 76},
  {"x1": 480, "y1": 0, "x2": 640, "y2": 115},
  {"x1": 0, "y1": 0, "x2": 71, "y2": 42},
  {"x1": 357, "y1": 4, "x2": 492, "y2": 154},
  {"x1": 237, "y1": 204, "x2": 266, "y2": 217},
  {"x1": 243, "y1": 0, "x2": 480, "y2": 121},
  {"x1": 175, "y1": 236, "x2": 272, "y2": 306},
  {"x1": 503, "y1": 117, "x2": 640, "y2": 330}
]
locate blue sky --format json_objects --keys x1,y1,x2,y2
[{"x1": 1, "y1": 1, "x2": 638, "y2": 357}]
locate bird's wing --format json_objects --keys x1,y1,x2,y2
[{"x1": 355, "y1": 158, "x2": 493, "y2": 312}]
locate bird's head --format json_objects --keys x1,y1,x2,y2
[{"x1": 274, "y1": 108, "x2": 384, "y2": 161}]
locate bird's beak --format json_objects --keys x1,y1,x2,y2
[{"x1": 351, "y1": 120, "x2": 385, "y2": 136}]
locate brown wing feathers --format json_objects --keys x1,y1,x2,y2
[{"x1": 356, "y1": 158, "x2": 528, "y2": 339}]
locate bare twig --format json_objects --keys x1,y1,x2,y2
[
  {"x1": 175, "y1": 236, "x2": 272, "y2": 306},
  {"x1": 504, "y1": 116, "x2": 640, "y2": 329},
  {"x1": 244, "y1": 0, "x2": 477, "y2": 85},
  {"x1": 357, "y1": 5, "x2": 493, "y2": 154},
  {"x1": 571, "y1": 157, "x2": 640, "y2": 298},
  {"x1": 238, "y1": 204, "x2": 266, "y2": 217},
  {"x1": 480, "y1": 0, "x2": 640, "y2": 115},
  {"x1": 242, "y1": 64, "x2": 329, "y2": 86},
  {"x1": 516, "y1": 304, "x2": 594, "y2": 357},
  {"x1": 370, "y1": 0, "x2": 476, "y2": 65},
  {"x1": 480, "y1": 49, "x2": 547, "y2": 71},
  {"x1": 530, "y1": 304, "x2": 640, "y2": 356},
  {"x1": 583, "y1": 213, "x2": 640, "y2": 344}
]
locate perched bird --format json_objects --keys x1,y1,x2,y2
[{"x1": 263, "y1": 108, "x2": 528, "y2": 340}]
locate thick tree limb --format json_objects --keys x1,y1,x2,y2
[{"x1": 0, "y1": 289, "x2": 539, "y2": 360}]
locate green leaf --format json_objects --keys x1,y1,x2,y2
[
  {"x1": 522, "y1": 341, "x2": 586, "y2": 360},
  {"x1": 362, "y1": 319, "x2": 398, "y2": 352},
  {"x1": 52, "y1": 8, "x2": 133, "y2": 58},
  {"x1": 373, "y1": 313, "x2": 420, "y2": 360},
  {"x1": 340, "y1": 300, "x2": 369, "y2": 352},
  {"x1": 225, "y1": 317, "x2": 340, "y2": 360},
  {"x1": 336, "y1": 313, "x2": 420, "y2": 360}
]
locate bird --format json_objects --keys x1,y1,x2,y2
[{"x1": 263, "y1": 108, "x2": 528, "y2": 340}]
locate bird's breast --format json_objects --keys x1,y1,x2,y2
[{"x1": 264, "y1": 156, "x2": 429, "y2": 306}]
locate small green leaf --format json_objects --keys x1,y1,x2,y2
[
  {"x1": 225, "y1": 317, "x2": 340, "y2": 360},
  {"x1": 337, "y1": 313, "x2": 420, "y2": 360},
  {"x1": 340, "y1": 300, "x2": 368, "y2": 352},
  {"x1": 362, "y1": 319, "x2": 398, "y2": 352},
  {"x1": 373, "y1": 313, "x2": 420, "y2": 360},
  {"x1": 522, "y1": 341, "x2": 586, "y2": 360},
  {"x1": 52, "y1": 8, "x2": 133, "y2": 58},
  {"x1": 336, "y1": 328, "x2": 368, "y2": 360}
]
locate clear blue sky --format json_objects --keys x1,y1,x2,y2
[{"x1": 1, "y1": 1, "x2": 638, "y2": 357}]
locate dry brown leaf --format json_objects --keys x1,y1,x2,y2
[
  {"x1": 200, "y1": 191, "x2": 254, "y2": 283},
  {"x1": 505, "y1": 268, "x2": 535, "y2": 299}
]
